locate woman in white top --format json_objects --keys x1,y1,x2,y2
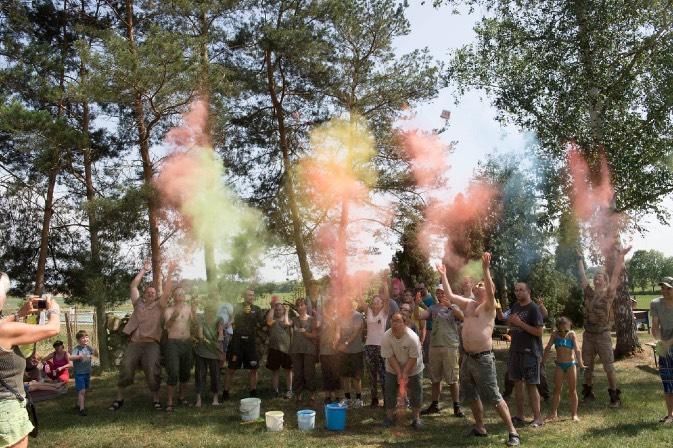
[{"x1": 362, "y1": 295, "x2": 388, "y2": 408}]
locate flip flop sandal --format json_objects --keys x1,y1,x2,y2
[
  {"x1": 165, "y1": 405, "x2": 174, "y2": 413},
  {"x1": 108, "y1": 400, "x2": 124, "y2": 411},
  {"x1": 469, "y1": 428, "x2": 488, "y2": 437},
  {"x1": 153, "y1": 401, "x2": 163, "y2": 410}
]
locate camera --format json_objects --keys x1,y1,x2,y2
[{"x1": 36, "y1": 299, "x2": 47, "y2": 309}]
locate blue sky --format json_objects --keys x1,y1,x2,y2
[{"x1": 185, "y1": 1, "x2": 673, "y2": 281}]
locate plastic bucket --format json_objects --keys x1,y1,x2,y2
[
  {"x1": 324, "y1": 404, "x2": 347, "y2": 431},
  {"x1": 297, "y1": 409, "x2": 316, "y2": 431},
  {"x1": 265, "y1": 411, "x2": 284, "y2": 431},
  {"x1": 239, "y1": 398, "x2": 261, "y2": 421}
]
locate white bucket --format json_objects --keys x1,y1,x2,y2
[
  {"x1": 239, "y1": 398, "x2": 261, "y2": 421},
  {"x1": 297, "y1": 409, "x2": 316, "y2": 431},
  {"x1": 265, "y1": 410, "x2": 284, "y2": 431}
]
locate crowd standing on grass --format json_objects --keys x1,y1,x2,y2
[{"x1": 4, "y1": 241, "x2": 673, "y2": 448}]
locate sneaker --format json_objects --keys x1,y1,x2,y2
[
  {"x1": 507, "y1": 433, "x2": 521, "y2": 447},
  {"x1": 338, "y1": 398, "x2": 351, "y2": 408},
  {"x1": 352, "y1": 398, "x2": 364, "y2": 409},
  {"x1": 78, "y1": 408, "x2": 87, "y2": 417},
  {"x1": 453, "y1": 406, "x2": 465, "y2": 418},
  {"x1": 285, "y1": 390, "x2": 293, "y2": 400},
  {"x1": 411, "y1": 418, "x2": 423, "y2": 429},
  {"x1": 382, "y1": 417, "x2": 394, "y2": 428},
  {"x1": 420, "y1": 403, "x2": 440, "y2": 415}
]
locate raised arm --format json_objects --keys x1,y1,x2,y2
[
  {"x1": 436, "y1": 263, "x2": 471, "y2": 309},
  {"x1": 482, "y1": 252, "x2": 496, "y2": 309},
  {"x1": 576, "y1": 248, "x2": 589, "y2": 289},
  {"x1": 608, "y1": 245, "x2": 631, "y2": 297},
  {"x1": 131, "y1": 259, "x2": 151, "y2": 305},
  {"x1": 159, "y1": 261, "x2": 178, "y2": 308}
]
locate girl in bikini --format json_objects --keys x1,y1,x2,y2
[{"x1": 542, "y1": 317, "x2": 585, "y2": 421}]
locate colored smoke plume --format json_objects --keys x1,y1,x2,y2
[
  {"x1": 400, "y1": 130, "x2": 449, "y2": 189},
  {"x1": 399, "y1": 127, "x2": 497, "y2": 279},
  {"x1": 155, "y1": 99, "x2": 265, "y2": 287},
  {"x1": 566, "y1": 143, "x2": 623, "y2": 257},
  {"x1": 300, "y1": 115, "x2": 392, "y2": 314},
  {"x1": 420, "y1": 182, "x2": 497, "y2": 275}
]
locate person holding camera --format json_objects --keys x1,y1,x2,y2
[{"x1": 1, "y1": 272, "x2": 61, "y2": 448}]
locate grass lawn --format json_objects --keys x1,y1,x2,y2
[
  {"x1": 26, "y1": 331, "x2": 671, "y2": 448},
  {"x1": 632, "y1": 294, "x2": 659, "y2": 310}
]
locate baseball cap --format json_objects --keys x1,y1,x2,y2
[
  {"x1": 659, "y1": 277, "x2": 673, "y2": 288},
  {"x1": 435, "y1": 284, "x2": 444, "y2": 291}
]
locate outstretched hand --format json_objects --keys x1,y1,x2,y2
[
  {"x1": 436, "y1": 263, "x2": 446, "y2": 276},
  {"x1": 619, "y1": 245, "x2": 632, "y2": 257},
  {"x1": 142, "y1": 258, "x2": 152, "y2": 272},
  {"x1": 482, "y1": 252, "x2": 491, "y2": 270}
]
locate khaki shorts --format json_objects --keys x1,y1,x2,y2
[
  {"x1": 429, "y1": 346, "x2": 459, "y2": 384},
  {"x1": 582, "y1": 330, "x2": 615, "y2": 373},
  {"x1": 117, "y1": 341, "x2": 161, "y2": 391}
]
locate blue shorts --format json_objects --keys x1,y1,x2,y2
[
  {"x1": 75, "y1": 373, "x2": 91, "y2": 392},
  {"x1": 659, "y1": 347, "x2": 673, "y2": 395}
]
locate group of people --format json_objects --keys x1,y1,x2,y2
[{"x1": 2, "y1": 243, "x2": 673, "y2": 447}]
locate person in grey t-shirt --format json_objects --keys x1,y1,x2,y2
[
  {"x1": 337, "y1": 309, "x2": 365, "y2": 408},
  {"x1": 265, "y1": 300, "x2": 293, "y2": 398},
  {"x1": 651, "y1": 276, "x2": 673, "y2": 423}
]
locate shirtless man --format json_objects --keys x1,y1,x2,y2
[
  {"x1": 163, "y1": 286, "x2": 194, "y2": 411},
  {"x1": 438, "y1": 253, "x2": 520, "y2": 447}
]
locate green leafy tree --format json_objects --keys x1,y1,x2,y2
[
  {"x1": 391, "y1": 219, "x2": 436, "y2": 292},
  {"x1": 627, "y1": 250, "x2": 651, "y2": 292},
  {"x1": 444, "y1": 0, "x2": 673, "y2": 356},
  {"x1": 89, "y1": 0, "x2": 197, "y2": 287}
]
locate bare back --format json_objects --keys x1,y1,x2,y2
[{"x1": 461, "y1": 300, "x2": 495, "y2": 353}]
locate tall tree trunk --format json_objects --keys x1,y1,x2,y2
[
  {"x1": 80, "y1": 43, "x2": 111, "y2": 367},
  {"x1": 197, "y1": 7, "x2": 217, "y2": 290},
  {"x1": 124, "y1": 0, "x2": 162, "y2": 288},
  {"x1": 34, "y1": 168, "x2": 57, "y2": 296},
  {"x1": 575, "y1": 1, "x2": 640, "y2": 356},
  {"x1": 35, "y1": 0, "x2": 68, "y2": 295},
  {"x1": 264, "y1": 49, "x2": 315, "y2": 303}
]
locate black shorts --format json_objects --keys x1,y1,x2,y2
[
  {"x1": 228, "y1": 334, "x2": 259, "y2": 370},
  {"x1": 507, "y1": 351, "x2": 540, "y2": 385},
  {"x1": 320, "y1": 354, "x2": 342, "y2": 391},
  {"x1": 266, "y1": 348, "x2": 292, "y2": 371},
  {"x1": 340, "y1": 352, "x2": 363, "y2": 378}
]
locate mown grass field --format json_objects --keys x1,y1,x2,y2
[{"x1": 25, "y1": 330, "x2": 672, "y2": 448}]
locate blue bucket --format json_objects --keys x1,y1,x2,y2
[{"x1": 324, "y1": 404, "x2": 347, "y2": 431}]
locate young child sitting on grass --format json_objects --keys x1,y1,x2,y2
[
  {"x1": 70, "y1": 330, "x2": 98, "y2": 416},
  {"x1": 542, "y1": 317, "x2": 585, "y2": 422},
  {"x1": 43, "y1": 340, "x2": 72, "y2": 383}
]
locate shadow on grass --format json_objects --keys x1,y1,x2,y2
[
  {"x1": 635, "y1": 365, "x2": 659, "y2": 376},
  {"x1": 585, "y1": 421, "x2": 660, "y2": 438}
]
